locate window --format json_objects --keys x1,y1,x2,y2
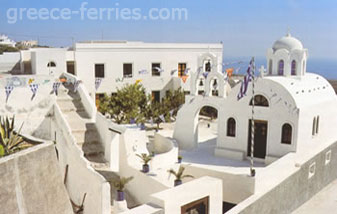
[
  {"x1": 312, "y1": 117, "x2": 316, "y2": 136},
  {"x1": 249, "y1": 95, "x2": 269, "y2": 107},
  {"x1": 67, "y1": 61, "x2": 75, "y2": 75},
  {"x1": 152, "y1": 63, "x2": 161, "y2": 76},
  {"x1": 152, "y1": 91, "x2": 160, "y2": 102},
  {"x1": 268, "y1": 59, "x2": 273, "y2": 75},
  {"x1": 281, "y1": 123, "x2": 292, "y2": 144},
  {"x1": 291, "y1": 60, "x2": 297, "y2": 75},
  {"x1": 123, "y1": 63, "x2": 133, "y2": 78},
  {"x1": 178, "y1": 63, "x2": 187, "y2": 77},
  {"x1": 95, "y1": 64, "x2": 105, "y2": 78},
  {"x1": 278, "y1": 60, "x2": 284, "y2": 75},
  {"x1": 227, "y1": 118, "x2": 236, "y2": 137},
  {"x1": 47, "y1": 61, "x2": 56, "y2": 67}
]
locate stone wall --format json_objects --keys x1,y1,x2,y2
[{"x1": 0, "y1": 141, "x2": 73, "y2": 214}]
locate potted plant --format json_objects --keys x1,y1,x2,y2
[
  {"x1": 168, "y1": 166, "x2": 194, "y2": 186},
  {"x1": 111, "y1": 176, "x2": 133, "y2": 201},
  {"x1": 177, "y1": 155, "x2": 183, "y2": 163},
  {"x1": 136, "y1": 153, "x2": 152, "y2": 173}
]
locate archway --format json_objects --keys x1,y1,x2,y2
[{"x1": 197, "y1": 106, "x2": 218, "y2": 145}]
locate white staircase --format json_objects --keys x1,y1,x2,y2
[{"x1": 56, "y1": 83, "x2": 137, "y2": 210}]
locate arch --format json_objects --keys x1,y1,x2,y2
[
  {"x1": 227, "y1": 117, "x2": 236, "y2": 137},
  {"x1": 197, "y1": 52, "x2": 217, "y2": 73},
  {"x1": 278, "y1": 60, "x2": 284, "y2": 75},
  {"x1": 173, "y1": 100, "x2": 221, "y2": 150},
  {"x1": 281, "y1": 123, "x2": 292, "y2": 144},
  {"x1": 204, "y1": 71, "x2": 225, "y2": 97},
  {"x1": 249, "y1": 95, "x2": 269, "y2": 107},
  {"x1": 291, "y1": 60, "x2": 297, "y2": 75},
  {"x1": 268, "y1": 59, "x2": 273, "y2": 75},
  {"x1": 47, "y1": 61, "x2": 56, "y2": 67}
]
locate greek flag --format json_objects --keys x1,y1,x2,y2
[
  {"x1": 237, "y1": 58, "x2": 255, "y2": 100},
  {"x1": 5, "y1": 86, "x2": 14, "y2": 103},
  {"x1": 73, "y1": 80, "x2": 82, "y2": 93},
  {"x1": 130, "y1": 118, "x2": 136, "y2": 124},
  {"x1": 95, "y1": 78, "x2": 103, "y2": 90},
  {"x1": 202, "y1": 72, "x2": 209, "y2": 79},
  {"x1": 52, "y1": 82, "x2": 61, "y2": 96},
  {"x1": 29, "y1": 84, "x2": 39, "y2": 101}
]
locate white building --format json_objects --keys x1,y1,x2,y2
[
  {"x1": 17, "y1": 40, "x2": 38, "y2": 48},
  {"x1": 17, "y1": 41, "x2": 223, "y2": 102},
  {"x1": 174, "y1": 33, "x2": 337, "y2": 163},
  {"x1": 0, "y1": 34, "x2": 16, "y2": 47}
]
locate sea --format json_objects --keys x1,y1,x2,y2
[{"x1": 223, "y1": 57, "x2": 337, "y2": 80}]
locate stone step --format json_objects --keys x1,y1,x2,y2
[
  {"x1": 57, "y1": 100, "x2": 85, "y2": 112},
  {"x1": 72, "y1": 129, "x2": 101, "y2": 144},
  {"x1": 79, "y1": 141, "x2": 105, "y2": 157}
]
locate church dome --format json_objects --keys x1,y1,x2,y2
[{"x1": 272, "y1": 33, "x2": 303, "y2": 52}]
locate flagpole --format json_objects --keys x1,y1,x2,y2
[{"x1": 250, "y1": 57, "x2": 256, "y2": 177}]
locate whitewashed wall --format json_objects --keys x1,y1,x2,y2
[
  {"x1": 52, "y1": 105, "x2": 111, "y2": 214},
  {"x1": 74, "y1": 42, "x2": 223, "y2": 99},
  {"x1": 0, "y1": 52, "x2": 20, "y2": 73}
]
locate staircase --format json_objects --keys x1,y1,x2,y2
[{"x1": 56, "y1": 83, "x2": 138, "y2": 211}]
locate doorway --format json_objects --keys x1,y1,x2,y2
[
  {"x1": 247, "y1": 120, "x2": 268, "y2": 159},
  {"x1": 181, "y1": 196, "x2": 209, "y2": 214}
]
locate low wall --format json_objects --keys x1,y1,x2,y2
[
  {"x1": 0, "y1": 52, "x2": 20, "y2": 73},
  {"x1": 52, "y1": 104, "x2": 111, "y2": 214},
  {"x1": 119, "y1": 132, "x2": 169, "y2": 205},
  {"x1": 150, "y1": 176, "x2": 223, "y2": 214},
  {"x1": 151, "y1": 134, "x2": 178, "y2": 169},
  {"x1": 228, "y1": 140, "x2": 337, "y2": 214},
  {"x1": 96, "y1": 112, "x2": 126, "y2": 172},
  {"x1": 182, "y1": 164, "x2": 255, "y2": 204},
  {"x1": 0, "y1": 75, "x2": 56, "y2": 139},
  {"x1": 0, "y1": 141, "x2": 73, "y2": 214}
]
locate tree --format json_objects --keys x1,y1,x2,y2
[
  {"x1": 0, "y1": 45, "x2": 19, "y2": 55},
  {"x1": 162, "y1": 87, "x2": 185, "y2": 120},
  {"x1": 98, "y1": 83, "x2": 148, "y2": 124}
]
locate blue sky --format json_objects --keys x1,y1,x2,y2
[{"x1": 1, "y1": 0, "x2": 337, "y2": 59}]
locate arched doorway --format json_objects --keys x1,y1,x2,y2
[{"x1": 197, "y1": 106, "x2": 218, "y2": 145}]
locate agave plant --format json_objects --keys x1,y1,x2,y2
[
  {"x1": 111, "y1": 176, "x2": 134, "y2": 201},
  {"x1": 136, "y1": 153, "x2": 153, "y2": 173},
  {"x1": 0, "y1": 116, "x2": 26, "y2": 157},
  {"x1": 168, "y1": 166, "x2": 194, "y2": 186}
]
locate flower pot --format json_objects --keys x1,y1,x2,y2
[
  {"x1": 178, "y1": 157, "x2": 182, "y2": 163},
  {"x1": 142, "y1": 164, "x2": 150, "y2": 173},
  {"x1": 117, "y1": 191, "x2": 125, "y2": 201},
  {"x1": 174, "y1": 179, "x2": 182, "y2": 186}
]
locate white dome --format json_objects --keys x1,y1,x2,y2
[{"x1": 272, "y1": 33, "x2": 303, "y2": 52}]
